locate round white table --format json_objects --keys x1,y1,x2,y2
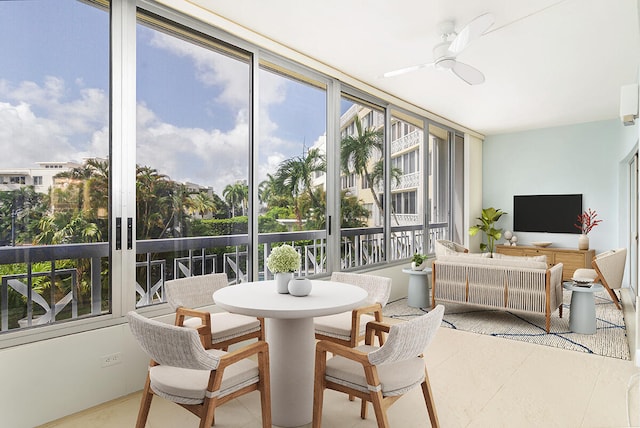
[{"x1": 213, "y1": 280, "x2": 367, "y2": 427}]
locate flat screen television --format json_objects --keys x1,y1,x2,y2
[{"x1": 513, "y1": 194, "x2": 582, "y2": 234}]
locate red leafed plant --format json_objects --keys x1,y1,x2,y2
[{"x1": 574, "y1": 208, "x2": 602, "y2": 235}]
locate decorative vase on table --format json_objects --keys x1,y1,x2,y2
[
  {"x1": 266, "y1": 244, "x2": 302, "y2": 294},
  {"x1": 288, "y1": 277, "x2": 312, "y2": 296},
  {"x1": 575, "y1": 208, "x2": 601, "y2": 251},
  {"x1": 275, "y1": 272, "x2": 294, "y2": 294},
  {"x1": 411, "y1": 261, "x2": 428, "y2": 271},
  {"x1": 578, "y1": 234, "x2": 589, "y2": 250}
]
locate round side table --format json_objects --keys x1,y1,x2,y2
[
  {"x1": 562, "y1": 281, "x2": 604, "y2": 334},
  {"x1": 402, "y1": 268, "x2": 433, "y2": 308}
]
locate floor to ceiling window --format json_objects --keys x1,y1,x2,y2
[
  {"x1": 339, "y1": 94, "x2": 387, "y2": 267},
  {"x1": 452, "y1": 133, "x2": 465, "y2": 245},
  {"x1": 389, "y1": 110, "x2": 425, "y2": 259},
  {"x1": 427, "y1": 123, "x2": 464, "y2": 252},
  {"x1": 135, "y1": 14, "x2": 251, "y2": 306},
  {"x1": 0, "y1": 0, "x2": 467, "y2": 341},
  {"x1": 257, "y1": 62, "x2": 327, "y2": 278},
  {"x1": 0, "y1": 0, "x2": 110, "y2": 332}
]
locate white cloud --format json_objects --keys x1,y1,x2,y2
[
  {"x1": 0, "y1": 30, "x2": 325, "y2": 197},
  {"x1": 149, "y1": 31, "x2": 287, "y2": 108},
  {"x1": 136, "y1": 103, "x2": 249, "y2": 194},
  {"x1": 0, "y1": 77, "x2": 108, "y2": 168},
  {"x1": 145, "y1": 31, "x2": 315, "y2": 186}
]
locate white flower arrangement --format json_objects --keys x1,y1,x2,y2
[{"x1": 266, "y1": 244, "x2": 301, "y2": 273}]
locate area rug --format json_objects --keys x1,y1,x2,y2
[{"x1": 384, "y1": 290, "x2": 630, "y2": 360}]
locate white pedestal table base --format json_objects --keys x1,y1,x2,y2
[{"x1": 266, "y1": 317, "x2": 315, "y2": 427}]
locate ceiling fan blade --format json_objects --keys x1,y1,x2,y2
[
  {"x1": 448, "y1": 13, "x2": 494, "y2": 55},
  {"x1": 451, "y1": 61, "x2": 485, "y2": 85},
  {"x1": 382, "y1": 62, "x2": 433, "y2": 78}
]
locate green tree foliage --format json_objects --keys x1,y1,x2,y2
[
  {"x1": 0, "y1": 186, "x2": 47, "y2": 245},
  {"x1": 190, "y1": 216, "x2": 249, "y2": 236}
]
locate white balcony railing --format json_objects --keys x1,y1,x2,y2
[{"x1": 0, "y1": 223, "x2": 450, "y2": 333}]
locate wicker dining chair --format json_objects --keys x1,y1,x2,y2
[
  {"x1": 127, "y1": 311, "x2": 271, "y2": 428},
  {"x1": 314, "y1": 272, "x2": 392, "y2": 348},
  {"x1": 165, "y1": 273, "x2": 264, "y2": 350},
  {"x1": 313, "y1": 305, "x2": 445, "y2": 428}
]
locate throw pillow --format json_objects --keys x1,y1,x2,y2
[
  {"x1": 435, "y1": 240, "x2": 465, "y2": 258},
  {"x1": 492, "y1": 252, "x2": 547, "y2": 264}
]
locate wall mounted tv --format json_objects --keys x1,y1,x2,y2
[{"x1": 513, "y1": 194, "x2": 582, "y2": 234}]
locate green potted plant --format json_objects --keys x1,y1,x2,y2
[
  {"x1": 411, "y1": 253, "x2": 428, "y2": 271},
  {"x1": 469, "y1": 207, "x2": 506, "y2": 254},
  {"x1": 266, "y1": 244, "x2": 301, "y2": 293}
]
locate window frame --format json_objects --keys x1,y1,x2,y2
[{"x1": 1, "y1": 0, "x2": 469, "y2": 346}]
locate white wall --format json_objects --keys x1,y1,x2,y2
[
  {"x1": 0, "y1": 318, "x2": 154, "y2": 427},
  {"x1": 465, "y1": 134, "x2": 484, "y2": 251},
  {"x1": 483, "y1": 119, "x2": 638, "y2": 254}
]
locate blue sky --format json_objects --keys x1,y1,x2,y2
[{"x1": 0, "y1": 0, "x2": 328, "y2": 194}]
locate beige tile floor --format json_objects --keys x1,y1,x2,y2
[{"x1": 41, "y1": 292, "x2": 640, "y2": 428}]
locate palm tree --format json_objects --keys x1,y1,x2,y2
[
  {"x1": 136, "y1": 165, "x2": 176, "y2": 239},
  {"x1": 259, "y1": 173, "x2": 292, "y2": 209},
  {"x1": 34, "y1": 211, "x2": 102, "y2": 245},
  {"x1": 189, "y1": 192, "x2": 218, "y2": 219},
  {"x1": 158, "y1": 184, "x2": 193, "y2": 238},
  {"x1": 223, "y1": 182, "x2": 248, "y2": 218},
  {"x1": 273, "y1": 147, "x2": 326, "y2": 226},
  {"x1": 258, "y1": 174, "x2": 275, "y2": 206},
  {"x1": 341, "y1": 115, "x2": 384, "y2": 212},
  {"x1": 84, "y1": 158, "x2": 109, "y2": 217},
  {"x1": 54, "y1": 160, "x2": 108, "y2": 214},
  {"x1": 340, "y1": 115, "x2": 401, "y2": 222}
]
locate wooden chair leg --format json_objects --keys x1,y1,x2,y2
[
  {"x1": 360, "y1": 399, "x2": 368, "y2": 419},
  {"x1": 259, "y1": 349, "x2": 271, "y2": 428},
  {"x1": 136, "y1": 375, "x2": 154, "y2": 428},
  {"x1": 312, "y1": 388, "x2": 324, "y2": 428},
  {"x1": 199, "y1": 396, "x2": 216, "y2": 428},
  {"x1": 370, "y1": 390, "x2": 389, "y2": 428},
  {"x1": 421, "y1": 368, "x2": 440, "y2": 428},
  {"x1": 603, "y1": 284, "x2": 622, "y2": 309},
  {"x1": 313, "y1": 349, "x2": 326, "y2": 428},
  {"x1": 545, "y1": 311, "x2": 550, "y2": 333}
]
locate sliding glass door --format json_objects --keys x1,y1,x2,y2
[
  {"x1": 257, "y1": 63, "x2": 328, "y2": 278},
  {"x1": 135, "y1": 13, "x2": 251, "y2": 306},
  {"x1": 339, "y1": 95, "x2": 387, "y2": 268},
  {"x1": 0, "y1": 0, "x2": 468, "y2": 340},
  {"x1": 0, "y1": 0, "x2": 111, "y2": 331}
]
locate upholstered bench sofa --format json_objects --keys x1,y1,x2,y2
[{"x1": 431, "y1": 252, "x2": 564, "y2": 333}]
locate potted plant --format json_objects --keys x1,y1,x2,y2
[
  {"x1": 411, "y1": 253, "x2": 428, "y2": 271},
  {"x1": 574, "y1": 208, "x2": 602, "y2": 250},
  {"x1": 266, "y1": 244, "x2": 301, "y2": 293},
  {"x1": 469, "y1": 207, "x2": 506, "y2": 254}
]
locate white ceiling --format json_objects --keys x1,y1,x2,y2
[{"x1": 190, "y1": 0, "x2": 640, "y2": 136}]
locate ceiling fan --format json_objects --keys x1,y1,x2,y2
[{"x1": 383, "y1": 13, "x2": 494, "y2": 85}]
